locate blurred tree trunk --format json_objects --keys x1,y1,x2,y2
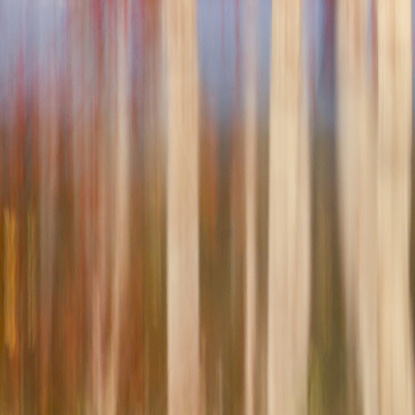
[
  {"x1": 106, "y1": 1, "x2": 131, "y2": 413},
  {"x1": 336, "y1": 0, "x2": 378, "y2": 414},
  {"x1": 377, "y1": 0, "x2": 414, "y2": 413},
  {"x1": 38, "y1": 23, "x2": 58, "y2": 415},
  {"x1": 268, "y1": 0, "x2": 311, "y2": 414},
  {"x1": 91, "y1": 1, "x2": 108, "y2": 413},
  {"x1": 141, "y1": 1, "x2": 167, "y2": 413},
  {"x1": 200, "y1": 93, "x2": 220, "y2": 415},
  {"x1": 119, "y1": 1, "x2": 145, "y2": 412},
  {"x1": 164, "y1": 0, "x2": 200, "y2": 412},
  {"x1": 228, "y1": 2, "x2": 245, "y2": 414},
  {"x1": 337, "y1": 0, "x2": 414, "y2": 413},
  {"x1": 244, "y1": 0, "x2": 258, "y2": 413},
  {"x1": 68, "y1": 3, "x2": 93, "y2": 412},
  {"x1": 307, "y1": 0, "x2": 349, "y2": 413}
]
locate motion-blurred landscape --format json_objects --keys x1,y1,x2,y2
[{"x1": 0, "y1": 0, "x2": 413, "y2": 414}]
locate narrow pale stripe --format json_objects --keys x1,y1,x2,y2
[
  {"x1": 164, "y1": 0, "x2": 200, "y2": 413},
  {"x1": 336, "y1": 0, "x2": 380, "y2": 413},
  {"x1": 268, "y1": 0, "x2": 311, "y2": 413},
  {"x1": 106, "y1": 2, "x2": 131, "y2": 415}
]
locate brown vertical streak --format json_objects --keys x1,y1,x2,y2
[
  {"x1": 90, "y1": 1, "x2": 107, "y2": 414},
  {"x1": 141, "y1": 1, "x2": 167, "y2": 412},
  {"x1": 38, "y1": 27, "x2": 58, "y2": 415},
  {"x1": 244, "y1": 1, "x2": 258, "y2": 414}
]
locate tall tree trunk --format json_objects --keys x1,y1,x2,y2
[
  {"x1": 164, "y1": 0, "x2": 200, "y2": 413},
  {"x1": 377, "y1": 0, "x2": 414, "y2": 413},
  {"x1": 337, "y1": 0, "x2": 414, "y2": 413},
  {"x1": 268, "y1": 0, "x2": 311, "y2": 414},
  {"x1": 336, "y1": 0, "x2": 379, "y2": 414}
]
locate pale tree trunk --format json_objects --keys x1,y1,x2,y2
[
  {"x1": 377, "y1": 0, "x2": 414, "y2": 413},
  {"x1": 268, "y1": 0, "x2": 311, "y2": 413},
  {"x1": 336, "y1": 1, "x2": 379, "y2": 414},
  {"x1": 106, "y1": 1, "x2": 131, "y2": 414},
  {"x1": 337, "y1": 0, "x2": 415, "y2": 414},
  {"x1": 164, "y1": 0, "x2": 200, "y2": 413},
  {"x1": 244, "y1": 0, "x2": 258, "y2": 413}
]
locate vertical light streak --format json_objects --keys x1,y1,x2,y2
[
  {"x1": 336, "y1": 0, "x2": 379, "y2": 413},
  {"x1": 268, "y1": 0, "x2": 311, "y2": 414},
  {"x1": 164, "y1": 0, "x2": 200, "y2": 412},
  {"x1": 377, "y1": 0, "x2": 414, "y2": 412},
  {"x1": 106, "y1": 0, "x2": 131, "y2": 414}
]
